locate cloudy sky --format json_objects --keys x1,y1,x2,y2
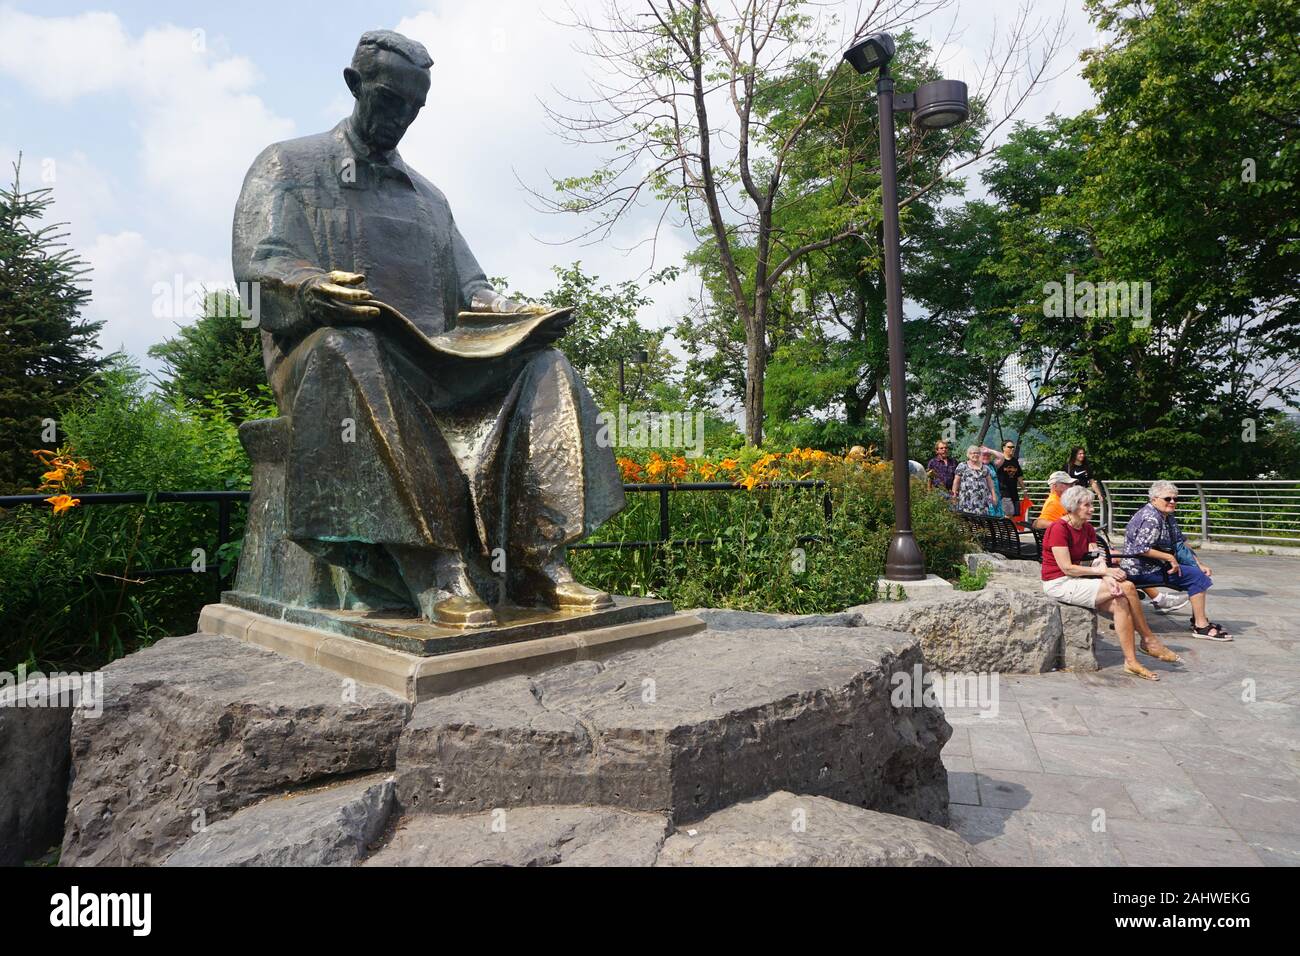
[{"x1": 1, "y1": 0, "x2": 1098, "y2": 372}]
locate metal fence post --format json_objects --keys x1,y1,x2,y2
[
  {"x1": 1194, "y1": 482, "x2": 1208, "y2": 543},
  {"x1": 658, "y1": 487, "x2": 670, "y2": 544}
]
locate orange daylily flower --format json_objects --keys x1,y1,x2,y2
[{"x1": 46, "y1": 494, "x2": 81, "y2": 514}]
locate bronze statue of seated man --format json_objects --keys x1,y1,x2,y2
[{"x1": 232, "y1": 29, "x2": 623, "y2": 627}]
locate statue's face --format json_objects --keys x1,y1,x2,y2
[{"x1": 346, "y1": 49, "x2": 431, "y2": 152}]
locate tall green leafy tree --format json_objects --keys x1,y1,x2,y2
[
  {"x1": 0, "y1": 161, "x2": 106, "y2": 493},
  {"x1": 994, "y1": 0, "x2": 1300, "y2": 477},
  {"x1": 541, "y1": 0, "x2": 1064, "y2": 446}
]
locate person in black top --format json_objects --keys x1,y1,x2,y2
[
  {"x1": 1066, "y1": 445, "x2": 1104, "y2": 505},
  {"x1": 997, "y1": 440, "x2": 1025, "y2": 517}
]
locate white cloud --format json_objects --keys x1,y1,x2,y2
[
  {"x1": 80, "y1": 231, "x2": 232, "y2": 367},
  {"x1": 0, "y1": 8, "x2": 294, "y2": 221}
]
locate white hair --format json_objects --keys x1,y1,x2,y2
[
  {"x1": 1149, "y1": 480, "x2": 1179, "y2": 500},
  {"x1": 1061, "y1": 485, "x2": 1094, "y2": 513},
  {"x1": 966, "y1": 445, "x2": 980, "y2": 456}
]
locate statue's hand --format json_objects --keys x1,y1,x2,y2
[
  {"x1": 304, "y1": 270, "x2": 380, "y2": 325},
  {"x1": 526, "y1": 307, "x2": 574, "y2": 346}
]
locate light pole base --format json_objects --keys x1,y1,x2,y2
[{"x1": 884, "y1": 530, "x2": 926, "y2": 581}]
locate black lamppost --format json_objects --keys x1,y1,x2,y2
[
  {"x1": 618, "y1": 348, "x2": 649, "y2": 398},
  {"x1": 843, "y1": 33, "x2": 969, "y2": 581}
]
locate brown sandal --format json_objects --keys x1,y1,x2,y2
[
  {"x1": 1124, "y1": 662, "x2": 1161, "y2": 681},
  {"x1": 1138, "y1": 642, "x2": 1183, "y2": 664}
]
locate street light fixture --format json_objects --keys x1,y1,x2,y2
[
  {"x1": 618, "y1": 348, "x2": 649, "y2": 398},
  {"x1": 843, "y1": 32, "x2": 969, "y2": 581}
]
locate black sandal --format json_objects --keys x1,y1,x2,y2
[{"x1": 1190, "y1": 621, "x2": 1232, "y2": 642}]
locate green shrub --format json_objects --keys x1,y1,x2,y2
[
  {"x1": 0, "y1": 360, "x2": 273, "y2": 672},
  {"x1": 571, "y1": 460, "x2": 974, "y2": 613}
]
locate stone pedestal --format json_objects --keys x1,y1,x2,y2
[{"x1": 198, "y1": 600, "x2": 705, "y2": 702}]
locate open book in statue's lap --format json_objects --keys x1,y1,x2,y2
[{"x1": 231, "y1": 30, "x2": 623, "y2": 628}]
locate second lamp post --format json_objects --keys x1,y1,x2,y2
[{"x1": 842, "y1": 33, "x2": 969, "y2": 581}]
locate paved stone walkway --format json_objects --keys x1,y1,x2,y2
[{"x1": 941, "y1": 551, "x2": 1300, "y2": 866}]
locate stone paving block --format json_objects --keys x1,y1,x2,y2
[
  {"x1": 1075, "y1": 704, "x2": 1218, "y2": 742},
  {"x1": 1016, "y1": 810, "x2": 1124, "y2": 866},
  {"x1": 1108, "y1": 819, "x2": 1264, "y2": 867},
  {"x1": 942, "y1": 753, "x2": 978, "y2": 806},
  {"x1": 1188, "y1": 772, "x2": 1300, "y2": 834},
  {"x1": 1238, "y1": 830, "x2": 1300, "y2": 867},
  {"x1": 948, "y1": 805, "x2": 1033, "y2": 866},
  {"x1": 943, "y1": 701, "x2": 1024, "y2": 728},
  {"x1": 977, "y1": 770, "x2": 1140, "y2": 820},
  {"x1": 1032, "y1": 734, "x2": 1195, "y2": 786},
  {"x1": 1164, "y1": 740, "x2": 1297, "y2": 781},
  {"x1": 1018, "y1": 699, "x2": 1089, "y2": 736},
  {"x1": 969, "y1": 726, "x2": 1043, "y2": 773},
  {"x1": 1122, "y1": 780, "x2": 1228, "y2": 828}
]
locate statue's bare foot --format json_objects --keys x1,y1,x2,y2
[{"x1": 510, "y1": 556, "x2": 613, "y2": 611}]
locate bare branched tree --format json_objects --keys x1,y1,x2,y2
[{"x1": 533, "y1": 0, "x2": 1069, "y2": 445}]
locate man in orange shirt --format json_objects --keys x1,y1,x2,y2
[{"x1": 1033, "y1": 471, "x2": 1076, "y2": 529}]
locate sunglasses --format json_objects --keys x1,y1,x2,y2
[{"x1": 1158, "y1": 496, "x2": 1178, "y2": 503}]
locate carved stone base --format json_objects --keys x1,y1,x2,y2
[{"x1": 198, "y1": 599, "x2": 705, "y2": 702}]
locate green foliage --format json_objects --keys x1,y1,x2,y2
[
  {"x1": 989, "y1": 0, "x2": 1300, "y2": 478},
  {"x1": 0, "y1": 160, "x2": 107, "y2": 494},
  {"x1": 955, "y1": 563, "x2": 991, "y2": 592},
  {"x1": 0, "y1": 359, "x2": 273, "y2": 672},
  {"x1": 148, "y1": 291, "x2": 267, "y2": 414},
  {"x1": 571, "y1": 466, "x2": 973, "y2": 612}
]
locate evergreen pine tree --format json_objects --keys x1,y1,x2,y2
[{"x1": 0, "y1": 158, "x2": 107, "y2": 493}]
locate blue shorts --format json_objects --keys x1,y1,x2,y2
[{"x1": 1127, "y1": 562, "x2": 1212, "y2": 597}]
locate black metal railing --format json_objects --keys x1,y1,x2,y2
[{"x1": 0, "y1": 480, "x2": 832, "y2": 578}]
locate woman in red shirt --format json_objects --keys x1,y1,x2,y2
[{"x1": 1040, "y1": 486, "x2": 1181, "y2": 681}]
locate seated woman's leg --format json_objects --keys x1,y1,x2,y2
[
  {"x1": 1119, "y1": 580, "x2": 1181, "y2": 662},
  {"x1": 1097, "y1": 584, "x2": 1159, "y2": 679}
]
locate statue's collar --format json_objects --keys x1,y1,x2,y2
[{"x1": 336, "y1": 119, "x2": 414, "y2": 187}]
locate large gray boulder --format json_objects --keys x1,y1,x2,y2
[
  {"x1": 0, "y1": 674, "x2": 87, "y2": 865},
  {"x1": 847, "y1": 587, "x2": 1065, "y2": 673},
  {"x1": 395, "y1": 625, "x2": 950, "y2": 826},
  {"x1": 655, "y1": 791, "x2": 987, "y2": 866},
  {"x1": 985, "y1": 571, "x2": 1099, "y2": 672},
  {"x1": 365, "y1": 805, "x2": 671, "y2": 866},
  {"x1": 164, "y1": 775, "x2": 395, "y2": 866},
  {"x1": 362, "y1": 792, "x2": 986, "y2": 867},
  {"x1": 61, "y1": 634, "x2": 410, "y2": 866}
]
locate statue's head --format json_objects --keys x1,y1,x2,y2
[{"x1": 344, "y1": 30, "x2": 433, "y2": 152}]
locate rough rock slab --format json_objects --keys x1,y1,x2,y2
[
  {"x1": 164, "y1": 774, "x2": 395, "y2": 867},
  {"x1": 395, "y1": 625, "x2": 950, "y2": 826},
  {"x1": 655, "y1": 791, "x2": 987, "y2": 866},
  {"x1": 846, "y1": 586, "x2": 1067, "y2": 674},
  {"x1": 0, "y1": 676, "x2": 85, "y2": 865},
  {"x1": 987, "y1": 571, "x2": 1099, "y2": 672},
  {"x1": 61, "y1": 633, "x2": 410, "y2": 867},
  {"x1": 966, "y1": 552, "x2": 1039, "y2": 578},
  {"x1": 365, "y1": 805, "x2": 670, "y2": 866}
]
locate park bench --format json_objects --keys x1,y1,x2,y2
[{"x1": 958, "y1": 512, "x2": 1043, "y2": 561}]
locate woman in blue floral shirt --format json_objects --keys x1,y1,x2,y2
[{"x1": 1122, "y1": 481, "x2": 1230, "y2": 641}]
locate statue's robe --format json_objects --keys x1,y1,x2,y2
[{"x1": 231, "y1": 118, "x2": 623, "y2": 580}]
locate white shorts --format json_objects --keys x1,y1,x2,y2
[{"x1": 1042, "y1": 576, "x2": 1102, "y2": 610}]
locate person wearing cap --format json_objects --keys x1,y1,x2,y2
[{"x1": 1033, "y1": 471, "x2": 1075, "y2": 529}]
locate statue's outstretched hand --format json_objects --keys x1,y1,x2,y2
[{"x1": 304, "y1": 270, "x2": 380, "y2": 325}]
